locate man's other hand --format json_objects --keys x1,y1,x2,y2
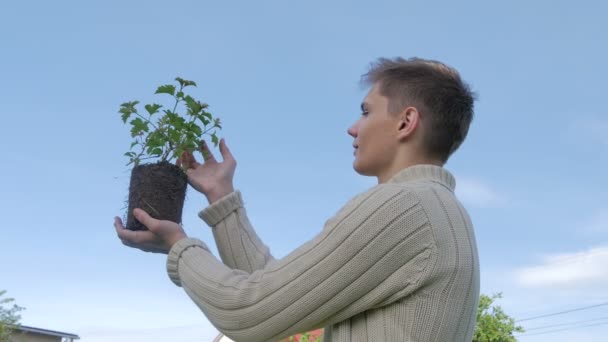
[
  {"x1": 177, "y1": 138, "x2": 236, "y2": 204},
  {"x1": 115, "y1": 208, "x2": 187, "y2": 254}
]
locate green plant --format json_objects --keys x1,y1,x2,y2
[
  {"x1": 119, "y1": 77, "x2": 221, "y2": 167},
  {"x1": 0, "y1": 290, "x2": 24, "y2": 342},
  {"x1": 286, "y1": 331, "x2": 321, "y2": 342},
  {"x1": 474, "y1": 293, "x2": 524, "y2": 342}
]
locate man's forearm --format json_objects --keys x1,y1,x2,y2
[{"x1": 199, "y1": 191, "x2": 273, "y2": 272}]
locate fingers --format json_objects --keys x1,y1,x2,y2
[
  {"x1": 219, "y1": 138, "x2": 235, "y2": 163},
  {"x1": 195, "y1": 138, "x2": 235, "y2": 165},
  {"x1": 178, "y1": 151, "x2": 201, "y2": 169},
  {"x1": 115, "y1": 214, "x2": 165, "y2": 252},
  {"x1": 189, "y1": 154, "x2": 201, "y2": 168},
  {"x1": 200, "y1": 140, "x2": 216, "y2": 162},
  {"x1": 114, "y1": 217, "x2": 139, "y2": 241},
  {"x1": 133, "y1": 208, "x2": 158, "y2": 231},
  {"x1": 114, "y1": 217, "x2": 126, "y2": 240},
  {"x1": 114, "y1": 216, "x2": 140, "y2": 245},
  {"x1": 114, "y1": 216, "x2": 123, "y2": 228}
]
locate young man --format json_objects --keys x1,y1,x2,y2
[{"x1": 115, "y1": 57, "x2": 479, "y2": 341}]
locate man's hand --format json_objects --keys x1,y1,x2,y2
[
  {"x1": 177, "y1": 138, "x2": 236, "y2": 204},
  {"x1": 115, "y1": 208, "x2": 188, "y2": 254}
]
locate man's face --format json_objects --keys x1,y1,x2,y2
[{"x1": 347, "y1": 84, "x2": 400, "y2": 178}]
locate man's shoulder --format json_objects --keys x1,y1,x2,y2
[
  {"x1": 325, "y1": 184, "x2": 430, "y2": 234},
  {"x1": 344, "y1": 183, "x2": 424, "y2": 214},
  {"x1": 357, "y1": 180, "x2": 463, "y2": 221}
]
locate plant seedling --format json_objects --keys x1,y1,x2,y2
[{"x1": 119, "y1": 77, "x2": 221, "y2": 230}]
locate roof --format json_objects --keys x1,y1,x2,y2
[{"x1": 13, "y1": 325, "x2": 80, "y2": 339}]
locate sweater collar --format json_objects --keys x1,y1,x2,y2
[{"x1": 387, "y1": 164, "x2": 456, "y2": 191}]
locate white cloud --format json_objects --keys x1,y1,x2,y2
[
  {"x1": 515, "y1": 246, "x2": 608, "y2": 289},
  {"x1": 456, "y1": 178, "x2": 506, "y2": 208}
]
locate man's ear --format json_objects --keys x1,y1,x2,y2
[{"x1": 396, "y1": 106, "x2": 421, "y2": 141}]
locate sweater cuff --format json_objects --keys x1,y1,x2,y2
[
  {"x1": 198, "y1": 191, "x2": 244, "y2": 227},
  {"x1": 167, "y1": 237, "x2": 209, "y2": 287}
]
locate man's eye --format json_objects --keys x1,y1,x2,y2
[{"x1": 361, "y1": 110, "x2": 369, "y2": 116}]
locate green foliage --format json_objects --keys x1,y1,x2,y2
[
  {"x1": 474, "y1": 293, "x2": 524, "y2": 342},
  {"x1": 286, "y1": 332, "x2": 320, "y2": 342},
  {"x1": 0, "y1": 290, "x2": 24, "y2": 342},
  {"x1": 299, "y1": 332, "x2": 320, "y2": 342},
  {"x1": 119, "y1": 77, "x2": 222, "y2": 166}
]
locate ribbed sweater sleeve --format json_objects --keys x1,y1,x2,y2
[
  {"x1": 198, "y1": 191, "x2": 273, "y2": 272},
  {"x1": 167, "y1": 185, "x2": 436, "y2": 342}
]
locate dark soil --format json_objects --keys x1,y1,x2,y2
[{"x1": 126, "y1": 161, "x2": 188, "y2": 231}]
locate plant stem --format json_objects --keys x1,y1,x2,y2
[
  {"x1": 163, "y1": 85, "x2": 184, "y2": 161},
  {"x1": 202, "y1": 126, "x2": 218, "y2": 137},
  {"x1": 133, "y1": 112, "x2": 160, "y2": 131},
  {"x1": 133, "y1": 155, "x2": 161, "y2": 165},
  {"x1": 172, "y1": 85, "x2": 182, "y2": 113}
]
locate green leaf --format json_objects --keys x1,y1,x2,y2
[
  {"x1": 189, "y1": 123, "x2": 202, "y2": 136},
  {"x1": 166, "y1": 112, "x2": 185, "y2": 130},
  {"x1": 197, "y1": 115, "x2": 210, "y2": 125},
  {"x1": 120, "y1": 109, "x2": 131, "y2": 123},
  {"x1": 168, "y1": 128, "x2": 181, "y2": 143},
  {"x1": 120, "y1": 100, "x2": 139, "y2": 108},
  {"x1": 130, "y1": 118, "x2": 149, "y2": 137},
  {"x1": 146, "y1": 130, "x2": 165, "y2": 149},
  {"x1": 173, "y1": 148, "x2": 184, "y2": 161},
  {"x1": 150, "y1": 147, "x2": 163, "y2": 156},
  {"x1": 202, "y1": 111, "x2": 212, "y2": 120},
  {"x1": 119, "y1": 101, "x2": 139, "y2": 123},
  {"x1": 176, "y1": 77, "x2": 197, "y2": 87},
  {"x1": 183, "y1": 95, "x2": 195, "y2": 107},
  {"x1": 164, "y1": 109, "x2": 178, "y2": 118},
  {"x1": 214, "y1": 118, "x2": 222, "y2": 129},
  {"x1": 145, "y1": 103, "x2": 162, "y2": 115},
  {"x1": 211, "y1": 133, "x2": 219, "y2": 146},
  {"x1": 176, "y1": 91, "x2": 184, "y2": 99},
  {"x1": 155, "y1": 84, "x2": 176, "y2": 96},
  {"x1": 184, "y1": 95, "x2": 202, "y2": 115},
  {"x1": 130, "y1": 141, "x2": 138, "y2": 149}
]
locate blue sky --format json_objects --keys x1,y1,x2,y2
[{"x1": 1, "y1": 0, "x2": 607, "y2": 341}]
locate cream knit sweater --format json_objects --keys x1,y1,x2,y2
[{"x1": 166, "y1": 165, "x2": 480, "y2": 342}]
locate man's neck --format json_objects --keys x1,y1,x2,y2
[{"x1": 377, "y1": 157, "x2": 443, "y2": 184}]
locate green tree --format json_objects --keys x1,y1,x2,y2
[
  {"x1": 474, "y1": 293, "x2": 524, "y2": 342},
  {"x1": 0, "y1": 290, "x2": 24, "y2": 342}
]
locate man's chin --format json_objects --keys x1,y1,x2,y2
[{"x1": 352, "y1": 162, "x2": 373, "y2": 177}]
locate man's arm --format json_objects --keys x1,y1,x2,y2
[
  {"x1": 167, "y1": 185, "x2": 436, "y2": 342},
  {"x1": 198, "y1": 191, "x2": 274, "y2": 273},
  {"x1": 175, "y1": 139, "x2": 272, "y2": 272}
]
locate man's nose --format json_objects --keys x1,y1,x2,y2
[{"x1": 347, "y1": 123, "x2": 357, "y2": 137}]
